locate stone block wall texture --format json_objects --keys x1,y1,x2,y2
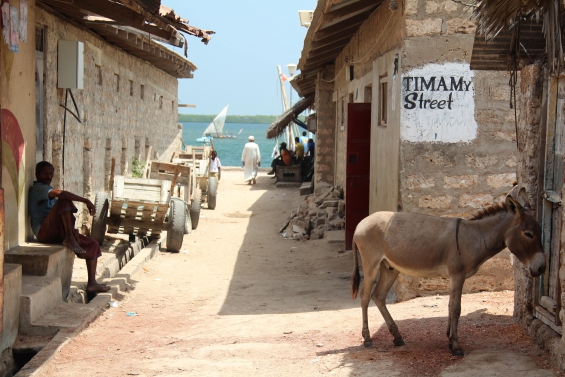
[
  {"x1": 37, "y1": 9, "x2": 182, "y2": 229},
  {"x1": 315, "y1": 67, "x2": 337, "y2": 186}
]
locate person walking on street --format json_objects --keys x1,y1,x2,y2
[
  {"x1": 242, "y1": 135, "x2": 261, "y2": 185},
  {"x1": 209, "y1": 150, "x2": 221, "y2": 182}
]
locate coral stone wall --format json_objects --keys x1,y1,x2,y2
[{"x1": 37, "y1": 8, "x2": 182, "y2": 230}]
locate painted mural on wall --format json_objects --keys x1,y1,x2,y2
[
  {"x1": 1, "y1": 109, "x2": 25, "y2": 206},
  {"x1": 401, "y1": 63, "x2": 477, "y2": 143}
]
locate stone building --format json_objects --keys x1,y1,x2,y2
[
  {"x1": 289, "y1": 0, "x2": 519, "y2": 301},
  {"x1": 0, "y1": 0, "x2": 211, "y2": 369}
]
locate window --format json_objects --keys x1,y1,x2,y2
[
  {"x1": 115, "y1": 74, "x2": 120, "y2": 92},
  {"x1": 172, "y1": 100, "x2": 175, "y2": 110},
  {"x1": 379, "y1": 75, "x2": 388, "y2": 126},
  {"x1": 95, "y1": 65, "x2": 102, "y2": 86},
  {"x1": 129, "y1": 80, "x2": 133, "y2": 96},
  {"x1": 159, "y1": 96, "x2": 163, "y2": 109},
  {"x1": 140, "y1": 85, "x2": 145, "y2": 99},
  {"x1": 364, "y1": 85, "x2": 372, "y2": 104}
]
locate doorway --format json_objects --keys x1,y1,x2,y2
[
  {"x1": 536, "y1": 75, "x2": 564, "y2": 334},
  {"x1": 345, "y1": 103, "x2": 371, "y2": 250}
]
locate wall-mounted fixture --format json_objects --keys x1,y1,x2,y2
[
  {"x1": 58, "y1": 40, "x2": 84, "y2": 89},
  {"x1": 298, "y1": 11, "x2": 313, "y2": 28}
]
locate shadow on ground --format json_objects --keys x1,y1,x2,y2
[{"x1": 218, "y1": 175, "x2": 355, "y2": 315}]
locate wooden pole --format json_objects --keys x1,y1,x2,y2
[
  {"x1": 143, "y1": 146, "x2": 153, "y2": 178},
  {"x1": 170, "y1": 165, "x2": 181, "y2": 198}
]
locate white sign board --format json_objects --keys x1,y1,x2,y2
[{"x1": 400, "y1": 63, "x2": 476, "y2": 143}]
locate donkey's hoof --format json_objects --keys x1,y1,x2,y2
[
  {"x1": 363, "y1": 340, "x2": 374, "y2": 348},
  {"x1": 393, "y1": 338, "x2": 405, "y2": 347},
  {"x1": 451, "y1": 348, "x2": 464, "y2": 357}
]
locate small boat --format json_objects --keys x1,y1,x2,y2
[
  {"x1": 197, "y1": 104, "x2": 235, "y2": 142},
  {"x1": 196, "y1": 135, "x2": 213, "y2": 143}
]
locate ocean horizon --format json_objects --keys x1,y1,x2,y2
[{"x1": 181, "y1": 122, "x2": 278, "y2": 167}]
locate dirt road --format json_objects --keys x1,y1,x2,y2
[{"x1": 42, "y1": 170, "x2": 561, "y2": 376}]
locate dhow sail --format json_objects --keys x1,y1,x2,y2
[{"x1": 202, "y1": 104, "x2": 229, "y2": 137}]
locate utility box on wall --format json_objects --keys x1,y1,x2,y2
[{"x1": 57, "y1": 40, "x2": 84, "y2": 89}]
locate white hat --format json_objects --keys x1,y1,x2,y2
[{"x1": 248, "y1": 135, "x2": 255, "y2": 141}]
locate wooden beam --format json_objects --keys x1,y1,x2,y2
[
  {"x1": 323, "y1": 0, "x2": 380, "y2": 26},
  {"x1": 311, "y1": 29, "x2": 357, "y2": 51}
]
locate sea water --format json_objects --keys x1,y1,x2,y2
[{"x1": 181, "y1": 122, "x2": 278, "y2": 167}]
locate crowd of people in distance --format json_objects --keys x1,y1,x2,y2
[{"x1": 267, "y1": 131, "x2": 315, "y2": 176}]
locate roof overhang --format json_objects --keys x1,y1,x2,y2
[
  {"x1": 36, "y1": 0, "x2": 212, "y2": 78},
  {"x1": 470, "y1": 17, "x2": 546, "y2": 71},
  {"x1": 266, "y1": 96, "x2": 315, "y2": 139},
  {"x1": 293, "y1": 0, "x2": 383, "y2": 97}
]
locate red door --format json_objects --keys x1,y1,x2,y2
[{"x1": 345, "y1": 103, "x2": 371, "y2": 250}]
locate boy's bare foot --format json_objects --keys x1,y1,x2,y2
[
  {"x1": 86, "y1": 283, "x2": 111, "y2": 293},
  {"x1": 63, "y1": 239, "x2": 86, "y2": 254}
]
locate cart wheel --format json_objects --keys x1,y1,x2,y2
[
  {"x1": 184, "y1": 209, "x2": 192, "y2": 235},
  {"x1": 167, "y1": 198, "x2": 186, "y2": 253},
  {"x1": 208, "y1": 177, "x2": 218, "y2": 210},
  {"x1": 91, "y1": 192, "x2": 109, "y2": 246},
  {"x1": 190, "y1": 188, "x2": 202, "y2": 229}
]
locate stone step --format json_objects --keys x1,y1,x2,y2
[
  {"x1": 276, "y1": 181, "x2": 302, "y2": 188},
  {"x1": 325, "y1": 229, "x2": 345, "y2": 245},
  {"x1": 299, "y1": 182, "x2": 312, "y2": 196},
  {"x1": 19, "y1": 274, "x2": 111, "y2": 337},
  {"x1": 19, "y1": 276, "x2": 62, "y2": 336},
  {"x1": 5, "y1": 244, "x2": 74, "y2": 300}
]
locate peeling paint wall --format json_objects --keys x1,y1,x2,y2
[{"x1": 36, "y1": 8, "x2": 182, "y2": 230}]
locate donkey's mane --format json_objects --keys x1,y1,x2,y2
[{"x1": 469, "y1": 202, "x2": 506, "y2": 220}]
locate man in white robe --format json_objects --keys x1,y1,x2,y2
[{"x1": 241, "y1": 135, "x2": 261, "y2": 185}]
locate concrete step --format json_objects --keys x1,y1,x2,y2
[
  {"x1": 19, "y1": 276, "x2": 62, "y2": 336},
  {"x1": 325, "y1": 230, "x2": 345, "y2": 245},
  {"x1": 299, "y1": 182, "x2": 312, "y2": 196},
  {"x1": 19, "y1": 273, "x2": 112, "y2": 337},
  {"x1": 5, "y1": 244, "x2": 74, "y2": 300},
  {"x1": 276, "y1": 181, "x2": 302, "y2": 188}
]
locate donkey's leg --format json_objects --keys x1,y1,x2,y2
[
  {"x1": 360, "y1": 261, "x2": 380, "y2": 348},
  {"x1": 372, "y1": 263, "x2": 404, "y2": 346},
  {"x1": 447, "y1": 274, "x2": 465, "y2": 356}
]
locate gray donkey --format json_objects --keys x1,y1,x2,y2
[{"x1": 351, "y1": 187, "x2": 546, "y2": 356}]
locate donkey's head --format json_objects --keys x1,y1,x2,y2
[{"x1": 504, "y1": 187, "x2": 546, "y2": 277}]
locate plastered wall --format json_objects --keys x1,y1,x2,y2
[{"x1": 1, "y1": 0, "x2": 37, "y2": 249}]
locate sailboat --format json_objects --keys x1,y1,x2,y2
[{"x1": 196, "y1": 104, "x2": 236, "y2": 143}]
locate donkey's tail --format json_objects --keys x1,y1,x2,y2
[{"x1": 351, "y1": 241, "x2": 361, "y2": 299}]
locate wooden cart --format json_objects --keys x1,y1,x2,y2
[
  {"x1": 91, "y1": 175, "x2": 186, "y2": 253},
  {"x1": 172, "y1": 146, "x2": 218, "y2": 210},
  {"x1": 147, "y1": 161, "x2": 202, "y2": 230}
]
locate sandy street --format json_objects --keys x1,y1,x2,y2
[{"x1": 41, "y1": 170, "x2": 561, "y2": 377}]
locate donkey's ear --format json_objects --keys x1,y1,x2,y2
[
  {"x1": 517, "y1": 187, "x2": 533, "y2": 215},
  {"x1": 505, "y1": 195, "x2": 524, "y2": 217}
]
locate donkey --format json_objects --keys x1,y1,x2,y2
[{"x1": 350, "y1": 187, "x2": 546, "y2": 356}]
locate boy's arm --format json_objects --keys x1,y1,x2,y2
[{"x1": 49, "y1": 189, "x2": 95, "y2": 215}]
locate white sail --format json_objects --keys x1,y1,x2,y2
[{"x1": 202, "y1": 104, "x2": 229, "y2": 137}]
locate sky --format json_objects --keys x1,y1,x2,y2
[{"x1": 163, "y1": 0, "x2": 317, "y2": 116}]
